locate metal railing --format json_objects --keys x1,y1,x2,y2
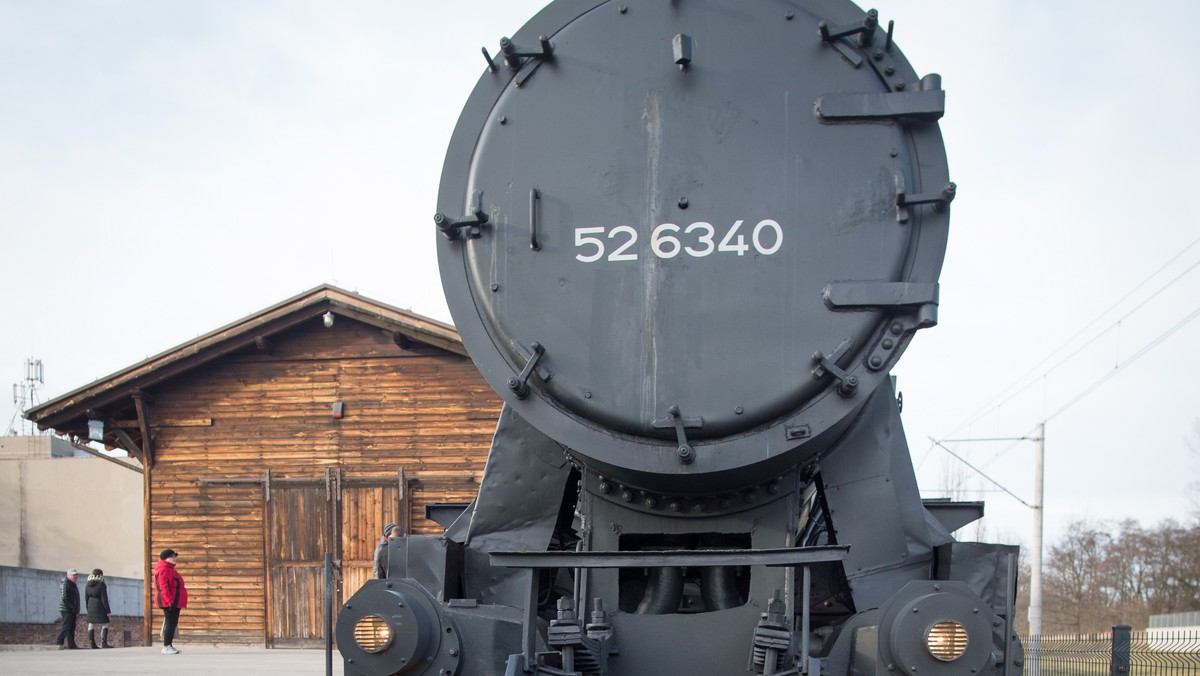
[{"x1": 1021, "y1": 626, "x2": 1200, "y2": 675}]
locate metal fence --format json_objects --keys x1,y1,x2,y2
[
  {"x1": 0, "y1": 566, "x2": 142, "y2": 623},
  {"x1": 1022, "y1": 626, "x2": 1200, "y2": 675}
]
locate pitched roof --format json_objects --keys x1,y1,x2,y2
[{"x1": 26, "y1": 284, "x2": 464, "y2": 439}]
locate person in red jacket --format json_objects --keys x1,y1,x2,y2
[{"x1": 153, "y1": 549, "x2": 188, "y2": 655}]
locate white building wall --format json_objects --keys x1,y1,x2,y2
[{"x1": 0, "y1": 436, "x2": 143, "y2": 579}]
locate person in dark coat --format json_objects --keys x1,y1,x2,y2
[
  {"x1": 85, "y1": 568, "x2": 114, "y2": 648},
  {"x1": 54, "y1": 568, "x2": 80, "y2": 649},
  {"x1": 372, "y1": 523, "x2": 404, "y2": 579},
  {"x1": 153, "y1": 549, "x2": 188, "y2": 655}
]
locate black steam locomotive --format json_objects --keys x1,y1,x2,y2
[{"x1": 337, "y1": 1, "x2": 1023, "y2": 674}]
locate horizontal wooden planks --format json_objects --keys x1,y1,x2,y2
[{"x1": 144, "y1": 318, "x2": 500, "y2": 643}]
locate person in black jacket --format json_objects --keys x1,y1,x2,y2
[
  {"x1": 372, "y1": 523, "x2": 404, "y2": 579},
  {"x1": 54, "y1": 568, "x2": 80, "y2": 649},
  {"x1": 85, "y1": 568, "x2": 114, "y2": 648}
]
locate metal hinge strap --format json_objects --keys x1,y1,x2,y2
[
  {"x1": 434, "y1": 190, "x2": 488, "y2": 240},
  {"x1": 508, "y1": 342, "x2": 545, "y2": 399}
]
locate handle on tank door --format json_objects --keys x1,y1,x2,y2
[{"x1": 529, "y1": 187, "x2": 541, "y2": 251}]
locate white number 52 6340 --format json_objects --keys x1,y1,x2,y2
[{"x1": 574, "y1": 220, "x2": 781, "y2": 262}]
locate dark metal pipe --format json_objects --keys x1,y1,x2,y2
[
  {"x1": 636, "y1": 566, "x2": 683, "y2": 615},
  {"x1": 700, "y1": 566, "x2": 741, "y2": 611}
]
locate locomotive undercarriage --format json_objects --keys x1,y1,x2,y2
[{"x1": 338, "y1": 382, "x2": 1023, "y2": 675}]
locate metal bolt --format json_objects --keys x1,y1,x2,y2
[
  {"x1": 490, "y1": 283, "x2": 499, "y2": 292},
  {"x1": 734, "y1": 406, "x2": 744, "y2": 414},
  {"x1": 933, "y1": 584, "x2": 941, "y2": 591},
  {"x1": 767, "y1": 483, "x2": 779, "y2": 495},
  {"x1": 669, "y1": 500, "x2": 682, "y2": 512},
  {"x1": 785, "y1": 11, "x2": 794, "y2": 20},
  {"x1": 873, "y1": 50, "x2": 884, "y2": 61},
  {"x1": 676, "y1": 445, "x2": 696, "y2": 464},
  {"x1": 498, "y1": 115, "x2": 507, "y2": 125},
  {"x1": 744, "y1": 491, "x2": 758, "y2": 503},
  {"x1": 678, "y1": 196, "x2": 689, "y2": 209},
  {"x1": 838, "y1": 375, "x2": 858, "y2": 397},
  {"x1": 895, "y1": 81, "x2": 906, "y2": 90},
  {"x1": 622, "y1": 490, "x2": 634, "y2": 502},
  {"x1": 644, "y1": 496, "x2": 658, "y2": 509},
  {"x1": 889, "y1": 148, "x2": 899, "y2": 158},
  {"x1": 882, "y1": 338, "x2": 894, "y2": 349},
  {"x1": 885, "y1": 66, "x2": 895, "y2": 75},
  {"x1": 618, "y1": 5, "x2": 627, "y2": 13},
  {"x1": 449, "y1": 648, "x2": 459, "y2": 656},
  {"x1": 599, "y1": 481, "x2": 612, "y2": 494},
  {"x1": 869, "y1": 356, "x2": 883, "y2": 368},
  {"x1": 584, "y1": 391, "x2": 592, "y2": 399},
  {"x1": 398, "y1": 601, "x2": 405, "y2": 607},
  {"x1": 890, "y1": 322, "x2": 904, "y2": 335}
]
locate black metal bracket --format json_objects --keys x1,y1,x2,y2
[
  {"x1": 529, "y1": 187, "x2": 541, "y2": 251},
  {"x1": 434, "y1": 190, "x2": 488, "y2": 240},
  {"x1": 823, "y1": 282, "x2": 939, "y2": 310},
  {"x1": 673, "y1": 33, "x2": 693, "y2": 71},
  {"x1": 482, "y1": 36, "x2": 554, "y2": 87},
  {"x1": 508, "y1": 342, "x2": 545, "y2": 399},
  {"x1": 822, "y1": 284, "x2": 940, "y2": 372},
  {"x1": 815, "y1": 89, "x2": 944, "y2": 123},
  {"x1": 896, "y1": 181, "x2": 956, "y2": 224},
  {"x1": 811, "y1": 337, "x2": 858, "y2": 398},
  {"x1": 652, "y1": 405, "x2": 702, "y2": 465},
  {"x1": 819, "y1": 8, "x2": 879, "y2": 48}
]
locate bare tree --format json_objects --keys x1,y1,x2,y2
[
  {"x1": 1042, "y1": 520, "x2": 1113, "y2": 634},
  {"x1": 1039, "y1": 517, "x2": 1200, "y2": 634}
]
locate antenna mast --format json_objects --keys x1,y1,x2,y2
[{"x1": 7, "y1": 358, "x2": 46, "y2": 436}]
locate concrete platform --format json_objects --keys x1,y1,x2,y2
[{"x1": 0, "y1": 644, "x2": 345, "y2": 675}]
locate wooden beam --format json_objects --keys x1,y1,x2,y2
[
  {"x1": 391, "y1": 331, "x2": 413, "y2": 350},
  {"x1": 255, "y1": 335, "x2": 273, "y2": 354},
  {"x1": 399, "y1": 467, "x2": 411, "y2": 536},
  {"x1": 132, "y1": 390, "x2": 155, "y2": 647},
  {"x1": 142, "y1": 445, "x2": 153, "y2": 646},
  {"x1": 132, "y1": 391, "x2": 155, "y2": 470},
  {"x1": 111, "y1": 428, "x2": 143, "y2": 462},
  {"x1": 66, "y1": 437, "x2": 143, "y2": 474},
  {"x1": 262, "y1": 470, "x2": 273, "y2": 648},
  {"x1": 112, "y1": 418, "x2": 213, "y2": 429}
]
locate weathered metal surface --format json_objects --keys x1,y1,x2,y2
[
  {"x1": 490, "y1": 546, "x2": 848, "y2": 569},
  {"x1": 436, "y1": 0, "x2": 951, "y2": 489},
  {"x1": 337, "y1": 0, "x2": 1024, "y2": 674}
]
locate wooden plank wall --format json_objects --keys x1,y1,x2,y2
[{"x1": 145, "y1": 318, "x2": 501, "y2": 644}]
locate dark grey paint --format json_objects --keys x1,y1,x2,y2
[{"x1": 336, "y1": 1, "x2": 1023, "y2": 674}]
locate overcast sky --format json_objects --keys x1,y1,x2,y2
[{"x1": 2, "y1": 1, "x2": 1198, "y2": 552}]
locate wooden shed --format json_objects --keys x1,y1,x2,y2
[{"x1": 25, "y1": 285, "x2": 502, "y2": 647}]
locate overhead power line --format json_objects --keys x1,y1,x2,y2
[
  {"x1": 937, "y1": 236, "x2": 1200, "y2": 441},
  {"x1": 927, "y1": 437, "x2": 1035, "y2": 508},
  {"x1": 934, "y1": 300, "x2": 1200, "y2": 493},
  {"x1": 1045, "y1": 301, "x2": 1200, "y2": 422}
]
